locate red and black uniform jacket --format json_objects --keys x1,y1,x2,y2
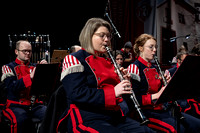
[
  {"x1": 57, "y1": 49, "x2": 126, "y2": 132},
  {"x1": 1, "y1": 58, "x2": 41, "y2": 106},
  {"x1": 127, "y1": 56, "x2": 164, "y2": 110}
]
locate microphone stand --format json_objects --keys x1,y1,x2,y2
[
  {"x1": 104, "y1": 12, "x2": 121, "y2": 57},
  {"x1": 105, "y1": 13, "x2": 121, "y2": 38}
]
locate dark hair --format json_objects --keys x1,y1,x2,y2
[
  {"x1": 112, "y1": 50, "x2": 124, "y2": 59},
  {"x1": 70, "y1": 46, "x2": 76, "y2": 53},
  {"x1": 124, "y1": 41, "x2": 132, "y2": 48},
  {"x1": 191, "y1": 44, "x2": 200, "y2": 55},
  {"x1": 176, "y1": 52, "x2": 188, "y2": 60}
]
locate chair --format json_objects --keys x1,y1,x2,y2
[
  {"x1": 39, "y1": 84, "x2": 68, "y2": 133},
  {"x1": 0, "y1": 81, "x2": 42, "y2": 133},
  {"x1": 0, "y1": 82, "x2": 10, "y2": 132}
]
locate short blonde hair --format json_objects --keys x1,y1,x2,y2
[
  {"x1": 134, "y1": 33, "x2": 156, "y2": 57},
  {"x1": 79, "y1": 18, "x2": 111, "y2": 54}
]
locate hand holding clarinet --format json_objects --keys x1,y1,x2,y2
[
  {"x1": 105, "y1": 45, "x2": 149, "y2": 125},
  {"x1": 114, "y1": 68, "x2": 133, "y2": 98}
]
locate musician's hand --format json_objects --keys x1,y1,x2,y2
[
  {"x1": 114, "y1": 80, "x2": 132, "y2": 98},
  {"x1": 120, "y1": 67, "x2": 131, "y2": 81},
  {"x1": 30, "y1": 67, "x2": 36, "y2": 79},
  {"x1": 152, "y1": 86, "x2": 166, "y2": 100},
  {"x1": 39, "y1": 59, "x2": 48, "y2": 64},
  {"x1": 164, "y1": 70, "x2": 171, "y2": 84}
]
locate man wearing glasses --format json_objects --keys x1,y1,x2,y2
[{"x1": 1, "y1": 40, "x2": 47, "y2": 133}]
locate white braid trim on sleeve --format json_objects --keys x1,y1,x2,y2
[
  {"x1": 130, "y1": 73, "x2": 141, "y2": 82},
  {"x1": 1, "y1": 65, "x2": 15, "y2": 82},
  {"x1": 1, "y1": 72, "x2": 15, "y2": 82},
  {"x1": 60, "y1": 63, "x2": 84, "y2": 81},
  {"x1": 127, "y1": 64, "x2": 141, "y2": 82}
]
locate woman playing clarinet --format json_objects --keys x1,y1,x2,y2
[
  {"x1": 57, "y1": 18, "x2": 155, "y2": 133},
  {"x1": 127, "y1": 33, "x2": 200, "y2": 133}
]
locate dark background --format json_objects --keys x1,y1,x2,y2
[
  {"x1": 1, "y1": 1, "x2": 108, "y2": 48},
  {"x1": 1, "y1": 0, "x2": 107, "y2": 65},
  {"x1": 0, "y1": 0, "x2": 144, "y2": 69}
]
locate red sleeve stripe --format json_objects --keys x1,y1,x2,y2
[
  {"x1": 74, "y1": 56, "x2": 80, "y2": 64},
  {"x1": 128, "y1": 64, "x2": 139, "y2": 76},
  {"x1": 2, "y1": 65, "x2": 12, "y2": 74},
  {"x1": 62, "y1": 55, "x2": 81, "y2": 71},
  {"x1": 71, "y1": 56, "x2": 75, "y2": 65},
  {"x1": 68, "y1": 55, "x2": 72, "y2": 67}
]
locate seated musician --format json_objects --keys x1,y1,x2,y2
[
  {"x1": 127, "y1": 33, "x2": 200, "y2": 133},
  {"x1": 1, "y1": 40, "x2": 47, "y2": 133},
  {"x1": 57, "y1": 18, "x2": 155, "y2": 133}
]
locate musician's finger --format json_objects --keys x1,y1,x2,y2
[
  {"x1": 40, "y1": 59, "x2": 48, "y2": 64},
  {"x1": 121, "y1": 79, "x2": 130, "y2": 84},
  {"x1": 123, "y1": 73, "x2": 131, "y2": 80},
  {"x1": 122, "y1": 68, "x2": 128, "y2": 74},
  {"x1": 119, "y1": 67, "x2": 124, "y2": 71},
  {"x1": 124, "y1": 86, "x2": 132, "y2": 91},
  {"x1": 120, "y1": 67, "x2": 128, "y2": 75},
  {"x1": 123, "y1": 82, "x2": 132, "y2": 91},
  {"x1": 123, "y1": 84, "x2": 132, "y2": 90},
  {"x1": 122, "y1": 90, "x2": 133, "y2": 94}
]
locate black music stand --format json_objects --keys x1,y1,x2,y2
[
  {"x1": 30, "y1": 63, "x2": 61, "y2": 102},
  {"x1": 155, "y1": 55, "x2": 200, "y2": 104},
  {"x1": 155, "y1": 55, "x2": 200, "y2": 132}
]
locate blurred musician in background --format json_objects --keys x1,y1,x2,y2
[
  {"x1": 166, "y1": 52, "x2": 188, "y2": 77},
  {"x1": 69, "y1": 45, "x2": 82, "y2": 53},
  {"x1": 113, "y1": 50, "x2": 124, "y2": 68},
  {"x1": 1, "y1": 40, "x2": 47, "y2": 133},
  {"x1": 127, "y1": 33, "x2": 200, "y2": 133}
]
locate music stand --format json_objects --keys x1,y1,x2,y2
[
  {"x1": 51, "y1": 50, "x2": 68, "y2": 63},
  {"x1": 155, "y1": 55, "x2": 200, "y2": 133},
  {"x1": 155, "y1": 55, "x2": 200, "y2": 104},
  {"x1": 30, "y1": 63, "x2": 61, "y2": 100}
]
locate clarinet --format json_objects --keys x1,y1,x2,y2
[
  {"x1": 105, "y1": 46, "x2": 149, "y2": 125},
  {"x1": 154, "y1": 56, "x2": 167, "y2": 86},
  {"x1": 154, "y1": 55, "x2": 184, "y2": 120}
]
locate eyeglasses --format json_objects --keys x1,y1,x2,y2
[
  {"x1": 18, "y1": 49, "x2": 32, "y2": 54},
  {"x1": 94, "y1": 32, "x2": 112, "y2": 40},
  {"x1": 145, "y1": 45, "x2": 158, "y2": 50}
]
